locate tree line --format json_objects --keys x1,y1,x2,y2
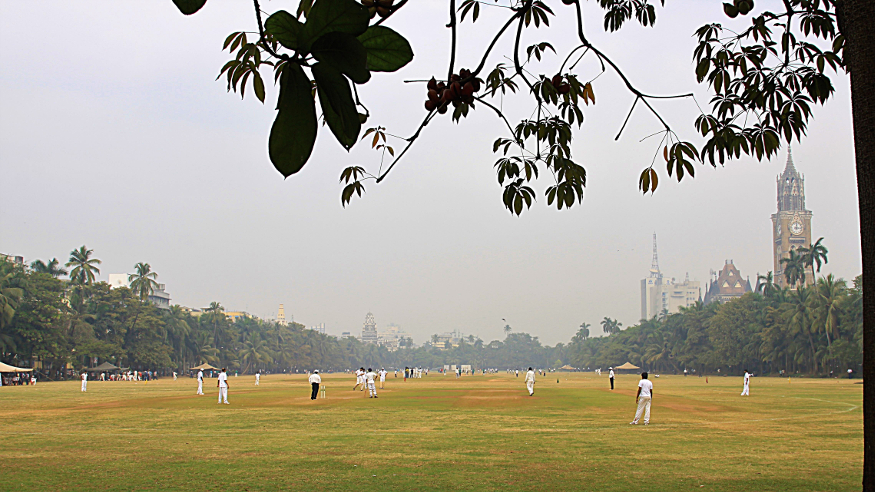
[{"x1": 0, "y1": 246, "x2": 863, "y2": 377}]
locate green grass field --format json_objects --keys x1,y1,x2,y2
[{"x1": 0, "y1": 372, "x2": 862, "y2": 491}]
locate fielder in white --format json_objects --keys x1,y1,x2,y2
[
  {"x1": 80, "y1": 371, "x2": 87, "y2": 392},
  {"x1": 525, "y1": 367, "x2": 535, "y2": 396},
  {"x1": 365, "y1": 368, "x2": 378, "y2": 398},
  {"x1": 379, "y1": 368, "x2": 387, "y2": 389},
  {"x1": 217, "y1": 367, "x2": 229, "y2": 404},
  {"x1": 173, "y1": 371, "x2": 178, "y2": 381},
  {"x1": 741, "y1": 369, "x2": 750, "y2": 396},
  {"x1": 197, "y1": 369, "x2": 204, "y2": 395},
  {"x1": 255, "y1": 371, "x2": 261, "y2": 386},
  {"x1": 630, "y1": 372, "x2": 653, "y2": 425},
  {"x1": 353, "y1": 367, "x2": 365, "y2": 391}
]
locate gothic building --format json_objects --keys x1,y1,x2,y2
[
  {"x1": 361, "y1": 312, "x2": 378, "y2": 344},
  {"x1": 771, "y1": 150, "x2": 814, "y2": 288},
  {"x1": 703, "y1": 260, "x2": 752, "y2": 305}
]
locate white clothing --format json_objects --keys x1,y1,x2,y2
[
  {"x1": 218, "y1": 372, "x2": 228, "y2": 388},
  {"x1": 379, "y1": 370, "x2": 387, "y2": 382},
  {"x1": 81, "y1": 373, "x2": 87, "y2": 392},
  {"x1": 255, "y1": 373, "x2": 260, "y2": 385},
  {"x1": 366, "y1": 371, "x2": 377, "y2": 383},
  {"x1": 741, "y1": 372, "x2": 750, "y2": 395},
  {"x1": 218, "y1": 386, "x2": 228, "y2": 404},
  {"x1": 367, "y1": 380, "x2": 377, "y2": 396},
  {"x1": 173, "y1": 372, "x2": 178, "y2": 381},
  {"x1": 525, "y1": 370, "x2": 535, "y2": 383},
  {"x1": 526, "y1": 380, "x2": 534, "y2": 395},
  {"x1": 632, "y1": 396, "x2": 651, "y2": 424},
  {"x1": 197, "y1": 370, "x2": 204, "y2": 394},
  {"x1": 638, "y1": 379, "x2": 653, "y2": 398},
  {"x1": 309, "y1": 373, "x2": 322, "y2": 384},
  {"x1": 609, "y1": 370, "x2": 615, "y2": 379}
]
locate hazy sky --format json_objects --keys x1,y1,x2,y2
[{"x1": 0, "y1": 0, "x2": 861, "y2": 345}]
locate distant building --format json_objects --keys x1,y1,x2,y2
[
  {"x1": 277, "y1": 304, "x2": 286, "y2": 325},
  {"x1": 180, "y1": 306, "x2": 202, "y2": 317},
  {"x1": 377, "y1": 323, "x2": 413, "y2": 351},
  {"x1": 225, "y1": 311, "x2": 252, "y2": 322},
  {"x1": 147, "y1": 284, "x2": 171, "y2": 310},
  {"x1": 340, "y1": 331, "x2": 352, "y2": 339},
  {"x1": 308, "y1": 323, "x2": 326, "y2": 334},
  {"x1": 433, "y1": 329, "x2": 465, "y2": 349},
  {"x1": 640, "y1": 234, "x2": 700, "y2": 320},
  {"x1": 704, "y1": 260, "x2": 753, "y2": 305},
  {"x1": 1, "y1": 254, "x2": 25, "y2": 267},
  {"x1": 108, "y1": 274, "x2": 129, "y2": 289},
  {"x1": 361, "y1": 312, "x2": 378, "y2": 344},
  {"x1": 771, "y1": 149, "x2": 815, "y2": 288}
]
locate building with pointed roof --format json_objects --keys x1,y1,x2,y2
[
  {"x1": 640, "y1": 234, "x2": 701, "y2": 320},
  {"x1": 361, "y1": 312, "x2": 378, "y2": 344},
  {"x1": 771, "y1": 149, "x2": 814, "y2": 288},
  {"x1": 704, "y1": 260, "x2": 753, "y2": 305}
]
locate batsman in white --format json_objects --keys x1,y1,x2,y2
[
  {"x1": 196, "y1": 369, "x2": 204, "y2": 395},
  {"x1": 524, "y1": 367, "x2": 535, "y2": 396},
  {"x1": 217, "y1": 367, "x2": 229, "y2": 404},
  {"x1": 379, "y1": 368, "x2": 387, "y2": 389},
  {"x1": 366, "y1": 368, "x2": 378, "y2": 398},
  {"x1": 741, "y1": 369, "x2": 751, "y2": 396}
]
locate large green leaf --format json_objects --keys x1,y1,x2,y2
[
  {"x1": 264, "y1": 10, "x2": 303, "y2": 51},
  {"x1": 357, "y1": 26, "x2": 414, "y2": 72},
  {"x1": 312, "y1": 63, "x2": 361, "y2": 150},
  {"x1": 269, "y1": 64, "x2": 317, "y2": 177},
  {"x1": 311, "y1": 32, "x2": 370, "y2": 84},
  {"x1": 172, "y1": 0, "x2": 207, "y2": 15},
  {"x1": 301, "y1": 0, "x2": 370, "y2": 52}
]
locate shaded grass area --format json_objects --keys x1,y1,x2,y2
[{"x1": 0, "y1": 373, "x2": 861, "y2": 491}]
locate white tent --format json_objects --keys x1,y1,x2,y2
[{"x1": 0, "y1": 361, "x2": 33, "y2": 372}]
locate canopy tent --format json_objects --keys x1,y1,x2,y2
[
  {"x1": 88, "y1": 362, "x2": 120, "y2": 372},
  {"x1": 559, "y1": 365, "x2": 577, "y2": 371},
  {"x1": 0, "y1": 361, "x2": 33, "y2": 373},
  {"x1": 615, "y1": 362, "x2": 641, "y2": 371},
  {"x1": 190, "y1": 363, "x2": 218, "y2": 371}
]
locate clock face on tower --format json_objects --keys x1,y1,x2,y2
[{"x1": 790, "y1": 216, "x2": 804, "y2": 235}]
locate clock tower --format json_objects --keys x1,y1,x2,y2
[{"x1": 771, "y1": 149, "x2": 814, "y2": 288}]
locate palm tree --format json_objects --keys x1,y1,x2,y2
[
  {"x1": 780, "y1": 249, "x2": 806, "y2": 288},
  {"x1": 801, "y1": 237, "x2": 829, "y2": 273},
  {"x1": 65, "y1": 245, "x2": 101, "y2": 285},
  {"x1": 503, "y1": 324, "x2": 512, "y2": 336},
  {"x1": 600, "y1": 317, "x2": 622, "y2": 335},
  {"x1": 574, "y1": 323, "x2": 590, "y2": 342},
  {"x1": 812, "y1": 274, "x2": 846, "y2": 349},
  {"x1": 0, "y1": 262, "x2": 24, "y2": 329},
  {"x1": 756, "y1": 271, "x2": 777, "y2": 298},
  {"x1": 128, "y1": 262, "x2": 159, "y2": 300},
  {"x1": 30, "y1": 258, "x2": 68, "y2": 278}
]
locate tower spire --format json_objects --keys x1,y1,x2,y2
[{"x1": 650, "y1": 233, "x2": 661, "y2": 277}]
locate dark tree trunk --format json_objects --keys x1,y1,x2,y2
[{"x1": 836, "y1": 0, "x2": 875, "y2": 489}]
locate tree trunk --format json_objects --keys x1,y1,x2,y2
[{"x1": 836, "y1": 0, "x2": 875, "y2": 489}]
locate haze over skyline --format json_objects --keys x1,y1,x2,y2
[{"x1": 0, "y1": 0, "x2": 861, "y2": 345}]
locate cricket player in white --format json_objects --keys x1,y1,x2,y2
[
  {"x1": 366, "y1": 368, "x2": 378, "y2": 398},
  {"x1": 630, "y1": 372, "x2": 653, "y2": 425},
  {"x1": 525, "y1": 367, "x2": 535, "y2": 396},
  {"x1": 741, "y1": 369, "x2": 750, "y2": 396},
  {"x1": 353, "y1": 367, "x2": 365, "y2": 391},
  {"x1": 173, "y1": 371, "x2": 177, "y2": 381},
  {"x1": 255, "y1": 371, "x2": 260, "y2": 386},
  {"x1": 197, "y1": 369, "x2": 204, "y2": 395},
  {"x1": 80, "y1": 371, "x2": 87, "y2": 392},
  {"x1": 309, "y1": 370, "x2": 321, "y2": 400},
  {"x1": 379, "y1": 368, "x2": 387, "y2": 389},
  {"x1": 217, "y1": 367, "x2": 229, "y2": 404}
]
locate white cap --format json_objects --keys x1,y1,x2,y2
[{"x1": 314, "y1": 370, "x2": 319, "y2": 373}]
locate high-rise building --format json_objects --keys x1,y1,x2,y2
[
  {"x1": 361, "y1": 312, "x2": 378, "y2": 344},
  {"x1": 308, "y1": 323, "x2": 326, "y2": 334},
  {"x1": 704, "y1": 260, "x2": 752, "y2": 304},
  {"x1": 147, "y1": 284, "x2": 171, "y2": 310},
  {"x1": 640, "y1": 234, "x2": 700, "y2": 320},
  {"x1": 771, "y1": 149, "x2": 814, "y2": 288}
]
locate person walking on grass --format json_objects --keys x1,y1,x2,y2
[
  {"x1": 80, "y1": 370, "x2": 87, "y2": 392},
  {"x1": 741, "y1": 369, "x2": 750, "y2": 396},
  {"x1": 609, "y1": 367, "x2": 615, "y2": 390},
  {"x1": 379, "y1": 368, "x2": 387, "y2": 389},
  {"x1": 366, "y1": 368, "x2": 378, "y2": 398},
  {"x1": 525, "y1": 367, "x2": 536, "y2": 396},
  {"x1": 196, "y1": 369, "x2": 204, "y2": 395},
  {"x1": 309, "y1": 370, "x2": 321, "y2": 400},
  {"x1": 217, "y1": 368, "x2": 229, "y2": 404},
  {"x1": 630, "y1": 372, "x2": 653, "y2": 425},
  {"x1": 255, "y1": 370, "x2": 260, "y2": 386}
]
